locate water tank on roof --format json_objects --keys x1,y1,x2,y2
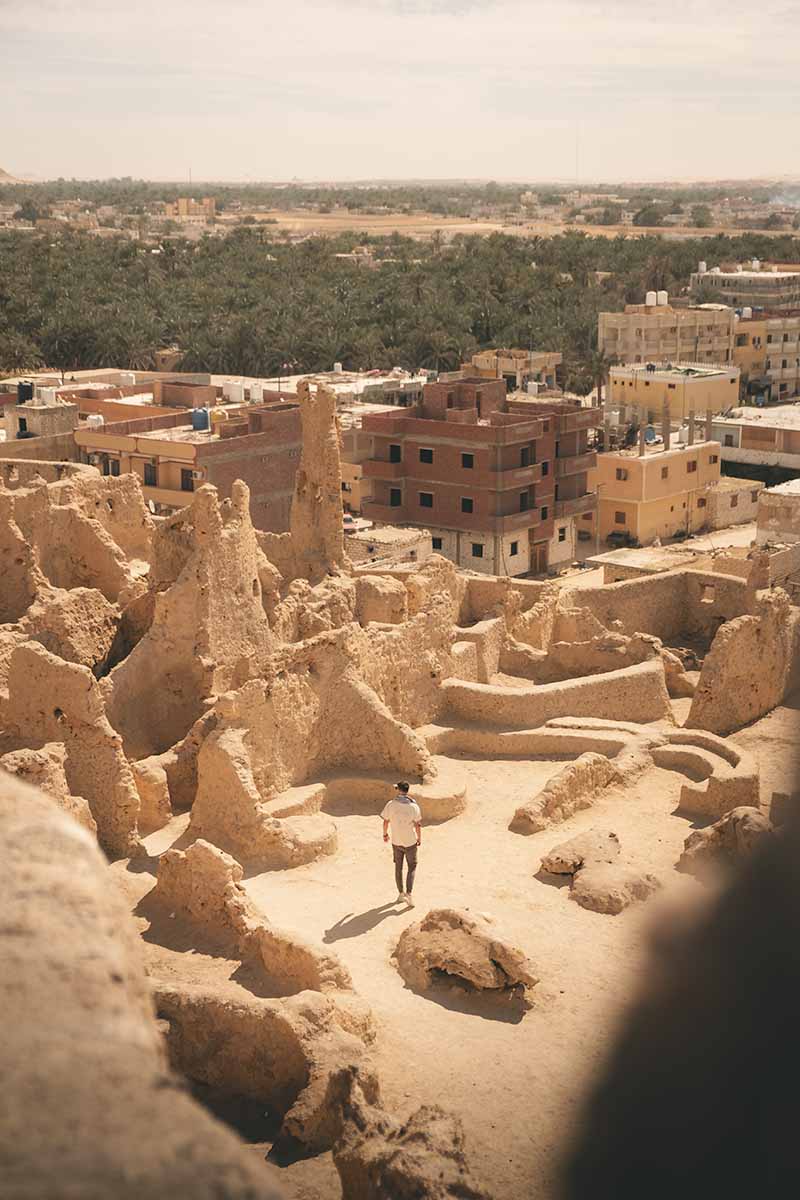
[
  {"x1": 120, "y1": 371, "x2": 136, "y2": 386},
  {"x1": 249, "y1": 383, "x2": 264, "y2": 403},
  {"x1": 333, "y1": 362, "x2": 343, "y2": 373},
  {"x1": 752, "y1": 259, "x2": 760, "y2": 271},
  {"x1": 17, "y1": 381, "x2": 34, "y2": 405},
  {"x1": 223, "y1": 382, "x2": 245, "y2": 404},
  {"x1": 742, "y1": 306, "x2": 753, "y2": 319},
  {"x1": 526, "y1": 380, "x2": 540, "y2": 395},
  {"x1": 191, "y1": 408, "x2": 210, "y2": 431},
  {"x1": 86, "y1": 413, "x2": 105, "y2": 430},
  {"x1": 645, "y1": 291, "x2": 657, "y2": 307},
  {"x1": 644, "y1": 425, "x2": 657, "y2": 443},
  {"x1": 657, "y1": 290, "x2": 668, "y2": 306},
  {"x1": 698, "y1": 261, "x2": 707, "y2": 274}
]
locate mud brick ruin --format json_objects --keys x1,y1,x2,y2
[{"x1": 2, "y1": 384, "x2": 798, "y2": 1200}]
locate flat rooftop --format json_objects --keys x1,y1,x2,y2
[
  {"x1": 605, "y1": 438, "x2": 719, "y2": 460},
  {"x1": 612, "y1": 363, "x2": 734, "y2": 379},
  {"x1": 715, "y1": 403, "x2": 800, "y2": 428},
  {"x1": 765, "y1": 478, "x2": 800, "y2": 496},
  {"x1": 699, "y1": 270, "x2": 800, "y2": 281}
]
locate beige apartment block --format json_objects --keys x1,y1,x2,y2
[
  {"x1": 593, "y1": 440, "x2": 722, "y2": 545},
  {"x1": 734, "y1": 312, "x2": 800, "y2": 402},
  {"x1": 598, "y1": 300, "x2": 735, "y2": 367},
  {"x1": 465, "y1": 348, "x2": 562, "y2": 392},
  {"x1": 608, "y1": 363, "x2": 740, "y2": 422},
  {"x1": 690, "y1": 261, "x2": 800, "y2": 311}
]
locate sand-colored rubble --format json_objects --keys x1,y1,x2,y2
[{"x1": 1, "y1": 384, "x2": 799, "y2": 1199}]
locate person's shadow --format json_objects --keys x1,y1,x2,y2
[{"x1": 323, "y1": 901, "x2": 406, "y2": 943}]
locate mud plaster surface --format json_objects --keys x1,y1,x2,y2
[{"x1": 136, "y1": 752, "x2": 702, "y2": 1199}]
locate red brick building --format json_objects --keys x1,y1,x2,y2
[
  {"x1": 74, "y1": 402, "x2": 301, "y2": 532},
  {"x1": 361, "y1": 380, "x2": 598, "y2": 575}
]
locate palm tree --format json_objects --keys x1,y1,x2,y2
[{"x1": 588, "y1": 348, "x2": 617, "y2": 407}]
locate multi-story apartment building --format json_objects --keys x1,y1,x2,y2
[
  {"x1": 608, "y1": 363, "x2": 740, "y2": 422},
  {"x1": 464, "y1": 349, "x2": 562, "y2": 392},
  {"x1": 690, "y1": 261, "x2": 800, "y2": 311},
  {"x1": 361, "y1": 378, "x2": 598, "y2": 576},
  {"x1": 164, "y1": 197, "x2": 216, "y2": 222},
  {"x1": 709, "y1": 408, "x2": 800, "y2": 478},
  {"x1": 598, "y1": 297, "x2": 735, "y2": 366},
  {"x1": 593, "y1": 440, "x2": 723, "y2": 545},
  {"x1": 74, "y1": 403, "x2": 301, "y2": 531},
  {"x1": 733, "y1": 311, "x2": 800, "y2": 402}
]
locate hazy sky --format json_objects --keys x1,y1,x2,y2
[{"x1": 3, "y1": 0, "x2": 799, "y2": 182}]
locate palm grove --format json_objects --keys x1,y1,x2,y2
[{"x1": 2, "y1": 222, "x2": 799, "y2": 393}]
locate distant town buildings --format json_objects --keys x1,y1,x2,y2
[
  {"x1": 690, "y1": 260, "x2": 800, "y2": 311},
  {"x1": 164, "y1": 197, "x2": 216, "y2": 223}
]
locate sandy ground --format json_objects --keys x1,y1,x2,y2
[
  {"x1": 244, "y1": 209, "x2": 789, "y2": 243},
  {"x1": 119, "y1": 697, "x2": 798, "y2": 1200}
]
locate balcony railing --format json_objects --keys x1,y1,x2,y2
[
  {"x1": 555, "y1": 450, "x2": 597, "y2": 477},
  {"x1": 361, "y1": 458, "x2": 405, "y2": 479},
  {"x1": 555, "y1": 492, "x2": 598, "y2": 518}
]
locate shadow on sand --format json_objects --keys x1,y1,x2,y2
[{"x1": 323, "y1": 901, "x2": 408, "y2": 943}]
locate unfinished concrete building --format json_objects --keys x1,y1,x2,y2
[{"x1": 2, "y1": 383, "x2": 798, "y2": 1200}]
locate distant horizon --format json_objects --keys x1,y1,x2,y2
[{"x1": 6, "y1": 173, "x2": 800, "y2": 190}]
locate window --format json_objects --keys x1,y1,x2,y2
[
  {"x1": 697, "y1": 497, "x2": 706, "y2": 508},
  {"x1": 736, "y1": 334, "x2": 748, "y2": 347},
  {"x1": 419, "y1": 492, "x2": 433, "y2": 508},
  {"x1": 461, "y1": 497, "x2": 473, "y2": 514},
  {"x1": 541, "y1": 506, "x2": 549, "y2": 521},
  {"x1": 730, "y1": 494, "x2": 738, "y2": 508},
  {"x1": 446, "y1": 392, "x2": 454, "y2": 408},
  {"x1": 541, "y1": 460, "x2": 549, "y2": 476},
  {"x1": 668, "y1": 383, "x2": 676, "y2": 390},
  {"x1": 520, "y1": 491, "x2": 530, "y2": 512},
  {"x1": 419, "y1": 447, "x2": 433, "y2": 464},
  {"x1": 520, "y1": 446, "x2": 531, "y2": 467},
  {"x1": 751, "y1": 490, "x2": 760, "y2": 502},
  {"x1": 341, "y1": 481, "x2": 350, "y2": 491},
  {"x1": 687, "y1": 460, "x2": 697, "y2": 473},
  {"x1": 18, "y1": 417, "x2": 27, "y2": 433},
  {"x1": 432, "y1": 536, "x2": 443, "y2": 550},
  {"x1": 462, "y1": 452, "x2": 474, "y2": 469},
  {"x1": 709, "y1": 454, "x2": 718, "y2": 464},
  {"x1": 767, "y1": 334, "x2": 774, "y2": 343},
  {"x1": 143, "y1": 462, "x2": 157, "y2": 487},
  {"x1": 661, "y1": 466, "x2": 669, "y2": 479},
  {"x1": 784, "y1": 333, "x2": 791, "y2": 343},
  {"x1": 614, "y1": 511, "x2": 626, "y2": 525},
  {"x1": 783, "y1": 360, "x2": 789, "y2": 370},
  {"x1": 389, "y1": 443, "x2": 401, "y2": 463},
  {"x1": 724, "y1": 434, "x2": 734, "y2": 446},
  {"x1": 181, "y1": 468, "x2": 194, "y2": 493},
  {"x1": 558, "y1": 527, "x2": 567, "y2": 542},
  {"x1": 616, "y1": 468, "x2": 628, "y2": 481},
  {"x1": 471, "y1": 543, "x2": 484, "y2": 558},
  {"x1": 389, "y1": 488, "x2": 401, "y2": 507},
  {"x1": 102, "y1": 456, "x2": 110, "y2": 476},
  {"x1": 509, "y1": 541, "x2": 518, "y2": 556},
  {"x1": 110, "y1": 459, "x2": 120, "y2": 477}
]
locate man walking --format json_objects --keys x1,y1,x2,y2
[{"x1": 381, "y1": 781, "x2": 422, "y2": 907}]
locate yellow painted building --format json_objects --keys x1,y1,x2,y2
[
  {"x1": 599, "y1": 302, "x2": 735, "y2": 367},
  {"x1": 734, "y1": 313, "x2": 800, "y2": 402},
  {"x1": 592, "y1": 440, "x2": 722, "y2": 545},
  {"x1": 608, "y1": 363, "x2": 740, "y2": 422}
]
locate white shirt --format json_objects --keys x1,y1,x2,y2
[{"x1": 381, "y1": 796, "x2": 422, "y2": 847}]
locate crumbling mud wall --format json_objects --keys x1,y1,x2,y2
[
  {"x1": 103, "y1": 483, "x2": 274, "y2": 758},
  {"x1": 2, "y1": 642, "x2": 142, "y2": 858},
  {"x1": 510, "y1": 752, "x2": 623, "y2": 834},
  {"x1": 442, "y1": 659, "x2": 673, "y2": 730},
  {"x1": 688, "y1": 589, "x2": 800, "y2": 735},
  {"x1": 0, "y1": 775, "x2": 284, "y2": 1200},
  {"x1": 289, "y1": 380, "x2": 349, "y2": 583}
]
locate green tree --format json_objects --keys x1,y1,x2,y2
[{"x1": 691, "y1": 205, "x2": 713, "y2": 228}]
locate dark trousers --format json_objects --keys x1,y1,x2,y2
[{"x1": 393, "y1": 843, "x2": 418, "y2": 894}]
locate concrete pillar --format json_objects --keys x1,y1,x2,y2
[
  {"x1": 661, "y1": 401, "x2": 671, "y2": 451},
  {"x1": 705, "y1": 410, "x2": 713, "y2": 443},
  {"x1": 688, "y1": 413, "x2": 696, "y2": 446},
  {"x1": 638, "y1": 421, "x2": 646, "y2": 457}
]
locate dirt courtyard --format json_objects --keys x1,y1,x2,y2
[{"x1": 133, "y1": 732, "x2": 729, "y2": 1199}]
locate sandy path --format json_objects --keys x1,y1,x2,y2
[{"x1": 244, "y1": 754, "x2": 698, "y2": 1199}]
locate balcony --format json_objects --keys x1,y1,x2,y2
[
  {"x1": 555, "y1": 492, "x2": 598, "y2": 518},
  {"x1": 559, "y1": 409, "x2": 601, "y2": 433},
  {"x1": 555, "y1": 450, "x2": 597, "y2": 477},
  {"x1": 361, "y1": 458, "x2": 405, "y2": 480},
  {"x1": 494, "y1": 462, "x2": 543, "y2": 488}
]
